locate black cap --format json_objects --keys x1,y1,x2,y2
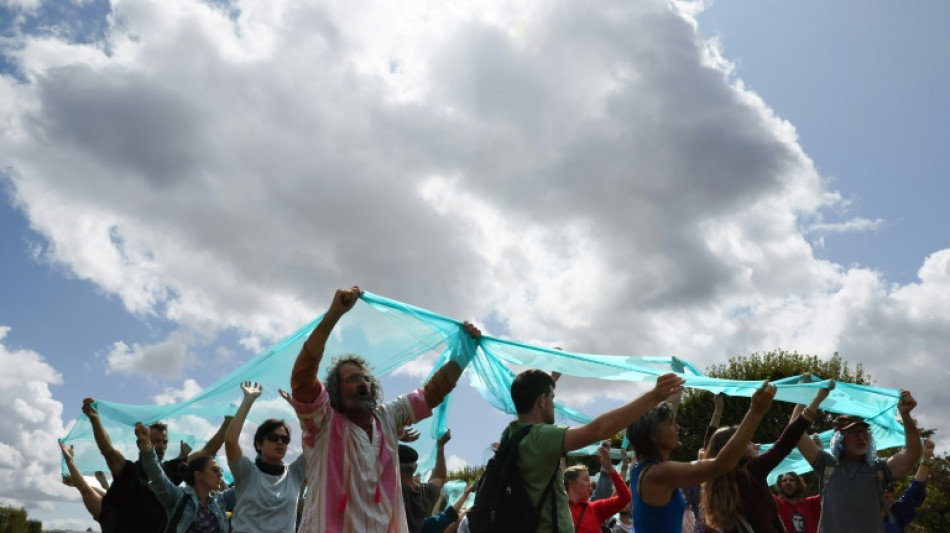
[
  {"x1": 833, "y1": 415, "x2": 870, "y2": 432},
  {"x1": 398, "y1": 444, "x2": 418, "y2": 465}
]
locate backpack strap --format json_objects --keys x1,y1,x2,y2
[
  {"x1": 535, "y1": 455, "x2": 560, "y2": 533},
  {"x1": 164, "y1": 493, "x2": 190, "y2": 533},
  {"x1": 573, "y1": 503, "x2": 588, "y2": 531}
]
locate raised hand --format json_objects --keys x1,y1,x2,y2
[
  {"x1": 178, "y1": 440, "x2": 192, "y2": 459},
  {"x1": 399, "y1": 427, "x2": 421, "y2": 443},
  {"x1": 60, "y1": 442, "x2": 75, "y2": 461},
  {"x1": 241, "y1": 381, "x2": 263, "y2": 399},
  {"x1": 134, "y1": 422, "x2": 149, "y2": 446},
  {"x1": 62, "y1": 474, "x2": 75, "y2": 487},
  {"x1": 438, "y1": 429, "x2": 452, "y2": 446},
  {"x1": 620, "y1": 448, "x2": 631, "y2": 468},
  {"x1": 923, "y1": 438, "x2": 935, "y2": 461},
  {"x1": 750, "y1": 383, "x2": 776, "y2": 415},
  {"x1": 329, "y1": 286, "x2": 361, "y2": 316},
  {"x1": 713, "y1": 393, "x2": 725, "y2": 414},
  {"x1": 597, "y1": 443, "x2": 613, "y2": 471},
  {"x1": 82, "y1": 398, "x2": 98, "y2": 420},
  {"x1": 95, "y1": 471, "x2": 110, "y2": 491},
  {"x1": 898, "y1": 390, "x2": 917, "y2": 416},
  {"x1": 278, "y1": 388, "x2": 293, "y2": 406},
  {"x1": 462, "y1": 321, "x2": 481, "y2": 339},
  {"x1": 816, "y1": 380, "x2": 835, "y2": 402},
  {"x1": 652, "y1": 373, "x2": 686, "y2": 402}
]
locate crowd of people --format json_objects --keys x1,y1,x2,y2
[{"x1": 60, "y1": 286, "x2": 937, "y2": 533}]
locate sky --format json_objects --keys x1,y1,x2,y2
[{"x1": 1, "y1": 0, "x2": 949, "y2": 530}]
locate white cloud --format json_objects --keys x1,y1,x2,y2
[
  {"x1": 807, "y1": 217, "x2": 886, "y2": 234},
  {"x1": 446, "y1": 454, "x2": 468, "y2": 472},
  {"x1": 105, "y1": 331, "x2": 196, "y2": 378},
  {"x1": 153, "y1": 378, "x2": 203, "y2": 405},
  {"x1": 0, "y1": 327, "x2": 72, "y2": 509},
  {"x1": 3, "y1": 0, "x2": 950, "y2": 516}
]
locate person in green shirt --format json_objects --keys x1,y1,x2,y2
[{"x1": 502, "y1": 369, "x2": 685, "y2": 533}]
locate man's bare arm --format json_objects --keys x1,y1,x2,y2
[
  {"x1": 887, "y1": 391, "x2": 922, "y2": 478},
  {"x1": 422, "y1": 322, "x2": 480, "y2": 409},
  {"x1": 291, "y1": 286, "x2": 361, "y2": 403},
  {"x1": 429, "y1": 430, "x2": 452, "y2": 490},
  {"x1": 82, "y1": 398, "x2": 126, "y2": 478},
  {"x1": 190, "y1": 415, "x2": 233, "y2": 462},
  {"x1": 563, "y1": 373, "x2": 685, "y2": 453}
]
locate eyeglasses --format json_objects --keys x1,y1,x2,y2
[
  {"x1": 208, "y1": 466, "x2": 223, "y2": 474},
  {"x1": 265, "y1": 433, "x2": 291, "y2": 445}
]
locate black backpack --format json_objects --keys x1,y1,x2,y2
[{"x1": 467, "y1": 425, "x2": 560, "y2": 533}]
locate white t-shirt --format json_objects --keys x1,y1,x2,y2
[{"x1": 228, "y1": 453, "x2": 307, "y2": 533}]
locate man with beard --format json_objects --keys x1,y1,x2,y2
[
  {"x1": 81, "y1": 399, "x2": 231, "y2": 533},
  {"x1": 290, "y1": 286, "x2": 479, "y2": 533},
  {"x1": 773, "y1": 472, "x2": 820, "y2": 533},
  {"x1": 794, "y1": 391, "x2": 922, "y2": 533}
]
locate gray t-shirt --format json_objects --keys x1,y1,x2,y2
[
  {"x1": 403, "y1": 481, "x2": 441, "y2": 532},
  {"x1": 229, "y1": 454, "x2": 307, "y2": 533},
  {"x1": 812, "y1": 450, "x2": 893, "y2": 533}
]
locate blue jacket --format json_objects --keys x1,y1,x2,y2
[
  {"x1": 883, "y1": 479, "x2": 927, "y2": 533},
  {"x1": 140, "y1": 448, "x2": 236, "y2": 533}
]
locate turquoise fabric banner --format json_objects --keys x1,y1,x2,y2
[{"x1": 61, "y1": 291, "x2": 907, "y2": 485}]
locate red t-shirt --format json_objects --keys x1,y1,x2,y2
[
  {"x1": 774, "y1": 494, "x2": 821, "y2": 533},
  {"x1": 569, "y1": 470, "x2": 631, "y2": 533}
]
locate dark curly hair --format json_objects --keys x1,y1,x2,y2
[
  {"x1": 776, "y1": 471, "x2": 806, "y2": 499},
  {"x1": 325, "y1": 354, "x2": 382, "y2": 412}
]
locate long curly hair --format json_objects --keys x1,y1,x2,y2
[
  {"x1": 776, "y1": 472, "x2": 806, "y2": 500},
  {"x1": 700, "y1": 425, "x2": 751, "y2": 531},
  {"x1": 325, "y1": 354, "x2": 382, "y2": 412}
]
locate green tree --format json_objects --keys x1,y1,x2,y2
[
  {"x1": 672, "y1": 350, "x2": 872, "y2": 464},
  {"x1": 0, "y1": 505, "x2": 29, "y2": 533}
]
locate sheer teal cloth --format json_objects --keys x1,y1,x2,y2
[{"x1": 61, "y1": 291, "x2": 907, "y2": 484}]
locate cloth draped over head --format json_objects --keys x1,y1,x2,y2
[{"x1": 60, "y1": 291, "x2": 907, "y2": 486}]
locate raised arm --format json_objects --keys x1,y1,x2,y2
[
  {"x1": 422, "y1": 322, "x2": 480, "y2": 410},
  {"x1": 792, "y1": 377, "x2": 832, "y2": 465},
  {"x1": 591, "y1": 445, "x2": 631, "y2": 520},
  {"x1": 649, "y1": 384, "x2": 775, "y2": 490},
  {"x1": 135, "y1": 422, "x2": 181, "y2": 510},
  {"x1": 60, "y1": 442, "x2": 105, "y2": 519},
  {"x1": 429, "y1": 429, "x2": 452, "y2": 490},
  {"x1": 225, "y1": 381, "x2": 262, "y2": 461},
  {"x1": 887, "y1": 391, "x2": 923, "y2": 478},
  {"x1": 703, "y1": 393, "x2": 726, "y2": 450},
  {"x1": 291, "y1": 286, "x2": 361, "y2": 403},
  {"x1": 591, "y1": 442, "x2": 615, "y2": 502},
  {"x1": 914, "y1": 438, "x2": 935, "y2": 483},
  {"x1": 563, "y1": 373, "x2": 685, "y2": 453},
  {"x1": 751, "y1": 383, "x2": 833, "y2": 477},
  {"x1": 188, "y1": 415, "x2": 232, "y2": 462},
  {"x1": 452, "y1": 482, "x2": 475, "y2": 513},
  {"x1": 82, "y1": 398, "x2": 126, "y2": 478}
]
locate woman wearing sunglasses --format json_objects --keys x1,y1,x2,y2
[
  {"x1": 135, "y1": 422, "x2": 235, "y2": 533},
  {"x1": 225, "y1": 381, "x2": 307, "y2": 533}
]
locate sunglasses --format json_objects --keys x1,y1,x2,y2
[{"x1": 265, "y1": 433, "x2": 291, "y2": 445}]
